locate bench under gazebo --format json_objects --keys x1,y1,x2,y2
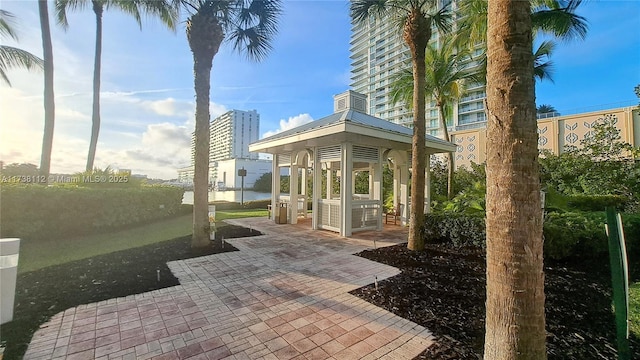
[{"x1": 249, "y1": 91, "x2": 457, "y2": 237}]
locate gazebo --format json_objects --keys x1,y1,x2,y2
[{"x1": 249, "y1": 91, "x2": 457, "y2": 237}]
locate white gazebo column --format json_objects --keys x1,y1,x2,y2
[
  {"x1": 373, "y1": 153, "x2": 383, "y2": 230},
  {"x1": 425, "y1": 155, "x2": 431, "y2": 214},
  {"x1": 289, "y1": 157, "x2": 299, "y2": 224},
  {"x1": 312, "y1": 149, "x2": 320, "y2": 230},
  {"x1": 392, "y1": 163, "x2": 399, "y2": 210},
  {"x1": 271, "y1": 155, "x2": 281, "y2": 221},
  {"x1": 368, "y1": 164, "x2": 374, "y2": 199},
  {"x1": 340, "y1": 143, "x2": 353, "y2": 237},
  {"x1": 301, "y1": 158, "x2": 308, "y2": 218},
  {"x1": 326, "y1": 163, "x2": 333, "y2": 199},
  {"x1": 400, "y1": 162, "x2": 409, "y2": 225}
]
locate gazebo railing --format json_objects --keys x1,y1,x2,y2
[
  {"x1": 317, "y1": 199, "x2": 340, "y2": 232},
  {"x1": 352, "y1": 199, "x2": 380, "y2": 232}
]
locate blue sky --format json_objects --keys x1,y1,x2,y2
[{"x1": 0, "y1": 0, "x2": 638, "y2": 179}]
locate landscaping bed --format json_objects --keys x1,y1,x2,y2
[
  {"x1": 350, "y1": 243, "x2": 640, "y2": 359},
  {"x1": 0, "y1": 224, "x2": 261, "y2": 360}
]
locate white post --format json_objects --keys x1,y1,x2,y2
[
  {"x1": 425, "y1": 153, "x2": 431, "y2": 214},
  {"x1": 369, "y1": 164, "x2": 374, "y2": 199},
  {"x1": 312, "y1": 148, "x2": 320, "y2": 229},
  {"x1": 272, "y1": 155, "x2": 280, "y2": 221},
  {"x1": 290, "y1": 155, "x2": 298, "y2": 224},
  {"x1": 400, "y1": 162, "x2": 409, "y2": 225},
  {"x1": 301, "y1": 158, "x2": 308, "y2": 218},
  {"x1": 0, "y1": 238, "x2": 20, "y2": 325},
  {"x1": 393, "y1": 162, "x2": 400, "y2": 211},
  {"x1": 374, "y1": 151, "x2": 383, "y2": 230},
  {"x1": 326, "y1": 162, "x2": 333, "y2": 199},
  {"x1": 341, "y1": 143, "x2": 353, "y2": 237}
]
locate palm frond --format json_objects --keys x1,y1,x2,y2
[
  {"x1": 108, "y1": 0, "x2": 144, "y2": 28},
  {"x1": 454, "y1": 0, "x2": 487, "y2": 50},
  {"x1": 389, "y1": 68, "x2": 415, "y2": 109},
  {"x1": 0, "y1": 10, "x2": 19, "y2": 41},
  {"x1": 533, "y1": 40, "x2": 556, "y2": 82},
  {"x1": 55, "y1": 0, "x2": 89, "y2": 29},
  {"x1": 350, "y1": 0, "x2": 392, "y2": 23},
  {"x1": 531, "y1": 0, "x2": 588, "y2": 41},
  {"x1": 0, "y1": 45, "x2": 44, "y2": 86},
  {"x1": 225, "y1": 0, "x2": 282, "y2": 62}
]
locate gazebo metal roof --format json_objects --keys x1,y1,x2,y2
[{"x1": 249, "y1": 109, "x2": 457, "y2": 155}]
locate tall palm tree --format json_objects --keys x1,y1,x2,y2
[
  {"x1": 351, "y1": 0, "x2": 451, "y2": 251},
  {"x1": 484, "y1": 0, "x2": 546, "y2": 357},
  {"x1": 182, "y1": 0, "x2": 282, "y2": 247},
  {"x1": 0, "y1": 9, "x2": 43, "y2": 86},
  {"x1": 390, "y1": 35, "x2": 480, "y2": 199},
  {"x1": 39, "y1": 0, "x2": 55, "y2": 182},
  {"x1": 55, "y1": 0, "x2": 178, "y2": 172}
]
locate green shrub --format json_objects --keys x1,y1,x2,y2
[
  {"x1": 543, "y1": 212, "x2": 608, "y2": 260},
  {"x1": 424, "y1": 211, "x2": 640, "y2": 261},
  {"x1": 424, "y1": 213, "x2": 486, "y2": 248},
  {"x1": 565, "y1": 194, "x2": 628, "y2": 212},
  {"x1": 0, "y1": 184, "x2": 184, "y2": 240}
]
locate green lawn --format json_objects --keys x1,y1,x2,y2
[{"x1": 18, "y1": 209, "x2": 269, "y2": 274}]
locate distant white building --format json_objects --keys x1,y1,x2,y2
[{"x1": 178, "y1": 109, "x2": 270, "y2": 188}]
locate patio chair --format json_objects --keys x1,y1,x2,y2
[{"x1": 384, "y1": 205, "x2": 402, "y2": 225}]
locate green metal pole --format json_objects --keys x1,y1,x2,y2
[{"x1": 605, "y1": 207, "x2": 631, "y2": 360}]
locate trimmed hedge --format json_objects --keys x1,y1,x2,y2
[
  {"x1": 209, "y1": 199, "x2": 271, "y2": 210},
  {"x1": 0, "y1": 184, "x2": 184, "y2": 240},
  {"x1": 565, "y1": 194, "x2": 628, "y2": 212},
  {"x1": 424, "y1": 211, "x2": 640, "y2": 260}
]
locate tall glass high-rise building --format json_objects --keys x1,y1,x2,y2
[{"x1": 349, "y1": 0, "x2": 487, "y2": 136}]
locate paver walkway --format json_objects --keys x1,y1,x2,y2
[{"x1": 24, "y1": 218, "x2": 434, "y2": 360}]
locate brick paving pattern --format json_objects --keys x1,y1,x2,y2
[{"x1": 23, "y1": 218, "x2": 434, "y2": 359}]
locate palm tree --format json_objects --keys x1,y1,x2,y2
[
  {"x1": 484, "y1": 0, "x2": 546, "y2": 357},
  {"x1": 0, "y1": 10, "x2": 43, "y2": 86},
  {"x1": 536, "y1": 103, "x2": 557, "y2": 114},
  {"x1": 55, "y1": 0, "x2": 178, "y2": 172},
  {"x1": 351, "y1": 0, "x2": 451, "y2": 251},
  {"x1": 182, "y1": 0, "x2": 282, "y2": 248},
  {"x1": 390, "y1": 35, "x2": 480, "y2": 200},
  {"x1": 39, "y1": 0, "x2": 55, "y2": 182}
]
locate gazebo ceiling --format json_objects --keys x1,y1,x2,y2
[{"x1": 249, "y1": 109, "x2": 457, "y2": 155}]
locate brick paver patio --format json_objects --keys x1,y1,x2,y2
[{"x1": 23, "y1": 218, "x2": 434, "y2": 359}]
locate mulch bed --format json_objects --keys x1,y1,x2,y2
[
  {"x1": 350, "y1": 243, "x2": 640, "y2": 359},
  {"x1": 0, "y1": 224, "x2": 261, "y2": 360}
]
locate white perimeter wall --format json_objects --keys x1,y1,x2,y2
[{"x1": 216, "y1": 159, "x2": 272, "y2": 189}]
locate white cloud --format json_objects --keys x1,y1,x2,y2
[
  {"x1": 91, "y1": 122, "x2": 192, "y2": 179},
  {"x1": 262, "y1": 113, "x2": 313, "y2": 139}
]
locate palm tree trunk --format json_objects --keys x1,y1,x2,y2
[
  {"x1": 404, "y1": 11, "x2": 430, "y2": 251},
  {"x1": 438, "y1": 104, "x2": 454, "y2": 199},
  {"x1": 484, "y1": 0, "x2": 546, "y2": 358},
  {"x1": 86, "y1": 0, "x2": 103, "y2": 172},
  {"x1": 38, "y1": 0, "x2": 54, "y2": 182},
  {"x1": 191, "y1": 53, "x2": 211, "y2": 247},
  {"x1": 187, "y1": 12, "x2": 224, "y2": 248}
]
